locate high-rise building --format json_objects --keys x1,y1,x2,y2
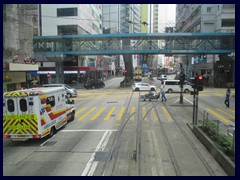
[
  {"x1": 37, "y1": 4, "x2": 103, "y2": 84},
  {"x1": 102, "y1": 4, "x2": 141, "y2": 70},
  {"x1": 3, "y1": 4, "x2": 39, "y2": 92},
  {"x1": 175, "y1": 4, "x2": 235, "y2": 87},
  {"x1": 140, "y1": 4, "x2": 176, "y2": 74},
  {"x1": 102, "y1": 4, "x2": 141, "y2": 34}
]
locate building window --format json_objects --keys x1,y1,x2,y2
[
  {"x1": 207, "y1": 7, "x2": 211, "y2": 13},
  {"x1": 58, "y1": 25, "x2": 78, "y2": 35},
  {"x1": 57, "y1": 8, "x2": 78, "y2": 17},
  {"x1": 222, "y1": 19, "x2": 235, "y2": 27}
]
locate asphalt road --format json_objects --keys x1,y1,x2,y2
[{"x1": 3, "y1": 76, "x2": 235, "y2": 176}]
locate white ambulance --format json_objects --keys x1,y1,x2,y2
[{"x1": 3, "y1": 87, "x2": 75, "y2": 141}]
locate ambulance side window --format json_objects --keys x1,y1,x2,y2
[
  {"x1": 19, "y1": 99, "x2": 27, "y2": 112},
  {"x1": 7, "y1": 99, "x2": 15, "y2": 112},
  {"x1": 46, "y1": 96, "x2": 55, "y2": 107}
]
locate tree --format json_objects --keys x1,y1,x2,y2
[{"x1": 121, "y1": 39, "x2": 134, "y2": 86}]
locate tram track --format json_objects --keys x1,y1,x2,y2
[{"x1": 101, "y1": 91, "x2": 218, "y2": 176}]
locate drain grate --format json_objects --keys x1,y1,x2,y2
[
  {"x1": 107, "y1": 101, "x2": 118, "y2": 103},
  {"x1": 94, "y1": 152, "x2": 109, "y2": 161},
  {"x1": 42, "y1": 141, "x2": 57, "y2": 146}
]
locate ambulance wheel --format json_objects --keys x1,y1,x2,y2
[{"x1": 49, "y1": 127, "x2": 56, "y2": 138}]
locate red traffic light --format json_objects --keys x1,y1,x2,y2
[{"x1": 198, "y1": 75, "x2": 203, "y2": 80}]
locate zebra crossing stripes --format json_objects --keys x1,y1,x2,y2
[
  {"x1": 90, "y1": 106, "x2": 106, "y2": 120},
  {"x1": 206, "y1": 108, "x2": 234, "y2": 125},
  {"x1": 75, "y1": 105, "x2": 174, "y2": 123},
  {"x1": 78, "y1": 107, "x2": 96, "y2": 121},
  {"x1": 104, "y1": 107, "x2": 116, "y2": 120},
  {"x1": 116, "y1": 107, "x2": 125, "y2": 121}
]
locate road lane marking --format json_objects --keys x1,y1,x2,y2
[
  {"x1": 130, "y1": 106, "x2": 135, "y2": 120},
  {"x1": 183, "y1": 97, "x2": 193, "y2": 104},
  {"x1": 104, "y1": 107, "x2": 116, "y2": 120},
  {"x1": 90, "y1": 106, "x2": 106, "y2": 120},
  {"x1": 76, "y1": 107, "x2": 86, "y2": 115},
  {"x1": 116, "y1": 107, "x2": 125, "y2": 121},
  {"x1": 81, "y1": 130, "x2": 113, "y2": 176},
  {"x1": 216, "y1": 108, "x2": 235, "y2": 119},
  {"x1": 78, "y1": 107, "x2": 96, "y2": 121},
  {"x1": 206, "y1": 108, "x2": 234, "y2": 125},
  {"x1": 162, "y1": 107, "x2": 173, "y2": 122},
  {"x1": 61, "y1": 129, "x2": 117, "y2": 132}
]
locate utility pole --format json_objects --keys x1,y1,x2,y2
[{"x1": 191, "y1": 74, "x2": 204, "y2": 125}]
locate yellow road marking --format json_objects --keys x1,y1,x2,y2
[
  {"x1": 78, "y1": 107, "x2": 96, "y2": 121},
  {"x1": 116, "y1": 107, "x2": 125, "y2": 121},
  {"x1": 90, "y1": 106, "x2": 106, "y2": 120},
  {"x1": 228, "y1": 108, "x2": 235, "y2": 113},
  {"x1": 206, "y1": 108, "x2": 233, "y2": 125},
  {"x1": 216, "y1": 108, "x2": 235, "y2": 119},
  {"x1": 162, "y1": 107, "x2": 173, "y2": 122},
  {"x1": 151, "y1": 109, "x2": 158, "y2": 121},
  {"x1": 104, "y1": 107, "x2": 116, "y2": 120},
  {"x1": 130, "y1": 106, "x2": 135, "y2": 120},
  {"x1": 142, "y1": 107, "x2": 148, "y2": 121},
  {"x1": 75, "y1": 107, "x2": 86, "y2": 115}
]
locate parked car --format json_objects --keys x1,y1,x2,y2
[
  {"x1": 42, "y1": 84, "x2": 77, "y2": 97},
  {"x1": 84, "y1": 79, "x2": 105, "y2": 89},
  {"x1": 132, "y1": 83, "x2": 157, "y2": 91}
]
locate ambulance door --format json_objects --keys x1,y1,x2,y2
[{"x1": 4, "y1": 96, "x2": 19, "y2": 137}]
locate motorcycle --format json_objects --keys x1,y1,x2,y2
[{"x1": 143, "y1": 91, "x2": 160, "y2": 101}]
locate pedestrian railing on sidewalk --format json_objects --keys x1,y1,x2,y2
[{"x1": 197, "y1": 111, "x2": 235, "y2": 162}]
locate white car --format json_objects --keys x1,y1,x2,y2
[{"x1": 132, "y1": 83, "x2": 157, "y2": 91}]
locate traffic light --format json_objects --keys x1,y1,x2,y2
[
  {"x1": 179, "y1": 72, "x2": 186, "y2": 85},
  {"x1": 193, "y1": 75, "x2": 204, "y2": 91}
]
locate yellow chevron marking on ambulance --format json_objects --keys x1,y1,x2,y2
[
  {"x1": 162, "y1": 107, "x2": 173, "y2": 122},
  {"x1": 206, "y1": 108, "x2": 234, "y2": 125},
  {"x1": 78, "y1": 107, "x2": 96, "y2": 121},
  {"x1": 104, "y1": 107, "x2": 116, "y2": 120},
  {"x1": 116, "y1": 107, "x2": 125, "y2": 121},
  {"x1": 90, "y1": 106, "x2": 106, "y2": 120}
]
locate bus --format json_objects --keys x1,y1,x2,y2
[{"x1": 134, "y1": 66, "x2": 142, "y2": 81}]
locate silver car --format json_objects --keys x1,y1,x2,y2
[
  {"x1": 42, "y1": 84, "x2": 77, "y2": 97},
  {"x1": 132, "y1": 83, "x2": 157, "y2": 91}
]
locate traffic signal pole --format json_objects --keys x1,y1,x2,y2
[
  {"x1": 180, "y1": 84, "x2": 183, "y2": 104},
  {"x1": 195, "y1": 93, "x2": 199, "y2": 125},
  {"x1": 179, "y1": 71, "x2": 185, "y2": 104},
  {"x1": 192, "y1": 88, "x2": 196, "y2": 124},
  {"x1": 192, "y1": 74, "x2": 204, "y2": 125}
]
